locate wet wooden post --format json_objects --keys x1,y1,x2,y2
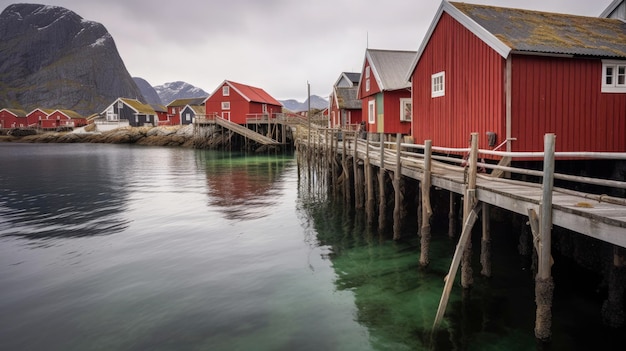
[
  {"x1": 461, "y1": 133, "x2": 478, "y2": 289},
  {"x1": 420, "y1": 140, "x2": 433, "y2": 267},
  {"x1": 535, "y1": 133, "x2": 555, "y2": 341},
  {"x1": 353, "y1": 131, "x2": 364, "y2": 209},
  {"x1": 342, "y1": 133, "x2": 350, "y2": 204},
  {"x1": 480, "y1": 202, "x2": 491, "y2": 277},
  {"x1": 393, "y1": 133, "x2": 403, "y2": 240},
  {"x1": 448, "y1": 192, "x2": 456, "y2": 238},
  {"x1": 365, "y1": 135, "x2": 376, "y2": 225},
  {"x1": 602, "y1": 246, "x2": 626, "y2": 328},
  {"x1": 378, "y1": 133, "x2": 387, "y2": 231},
  {"x1": 333, "y1": 129, "x2": 339, "y2": 197}
]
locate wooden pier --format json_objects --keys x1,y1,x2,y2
[{"x1": 296, "y1": 127, "x2": 626, "y2": 341}]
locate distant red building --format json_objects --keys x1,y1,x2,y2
[
  {"x1": 167, "y1": 97, "x2": 206, "y2": 125},
  {"x1": 358, "y1": 49, "x2": 415, "y2": 136},
  {"x1": 0, "y1": 108, "x2": 28, "y2": 129},
  {"x1": 204, "y1": 80, "x2": 282, "y2": 124},
  {"x1": 329, "y1": 72, "x2": 362, "y2": 128},
  {"x1": 47, "y1": 110, "x2": 87, "y2": 129},
  {"x1": 408, "y1": 1, "x2": 626, "y2": 154},
  {"x1": 27, "y1": 108, "x2": 55, "y2": 128}
]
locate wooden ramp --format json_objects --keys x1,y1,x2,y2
[{"x1": 215, "y1": 117, "x2": 281, "y2": 146}]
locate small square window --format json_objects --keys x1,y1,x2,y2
[
  {"x1": 222, "y1": 86, "x2": 230, "y2": 96},
  {"x1": 431, "y1": 71, "x2": 445, "y2": 98},
  {"x1": 221, "y1": 101, "x2": 230, "y2": 110}
]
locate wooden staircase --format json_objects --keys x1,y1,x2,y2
[{"x1": 215, "y1": 117, "x2": 281, "y2": 145}]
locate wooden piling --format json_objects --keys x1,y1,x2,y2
[
  {"x1": 354, "y1": 131, "x2": 364, "y2": 209},
  {"x1": 602, "y1": 246, "x2": 625, "y2": 328},
  {"x1": 461, "y1": 133, "x2": 479, "y2": 289},
  {"x1": 393, "y1": 133, "x2": 403, "y2": 240},
  {"x1": 480, "y1": 202, "x2": 491, "y2": 277},
  {"x1": 365, "y1": 135, "x2": 375, "y2": 225},
  {"x1": 420, "y1": 140, "x2": 433, "y2": 267},
  {"x1": 448, "y1": 192, "x2": 456, "y2": 238},
  {"x1": 534, "y1": 133, "x2": 555, "y2": 341},
  {"x1": 378, "y1": 133, "x2": 387, "y2": 231}
]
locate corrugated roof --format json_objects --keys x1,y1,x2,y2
[
  {"x1": 335, "y1": 87, "x2": 361, "y2": 109},
  {"x1": 366, "y1": 49, "x2": 416, "y2": 91},
  {"x1": 227, "y1": 81, "x2": 282, "y2": 106},
  {"x1": 345, "y1": 72, "x2": 361, "y2": 84},
  {"x1": 451, "y1": 2, "x2": 626, "y2": 58},
  {"x1": 121, "y1": 98, "x2": 156, "y2": 115}
]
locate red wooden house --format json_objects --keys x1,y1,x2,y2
[
  {"x1": 47, "y1": 110, "x2": 87, "y2": 129},
  {"x1": 27, "y1": 108, "x2": 55, "y2": 128},
  {"x1": 358, "y1": 49, "x2": 416, "y2": 136},
  {"x1": 0, "y1": 108, "x2": 28, "y2": 129},
  {"x1": 408, "y1": 1, "x2": 626, "y2": 155},
  {"x1": 329, "y1": 72, "x2": 362, "y2": 128},
  {"x1": 204, "y1": 80, "x2": 282, "y2": 125},
  {"x1": 167, "y1": 97, "x2": 206, "y2": 125}
]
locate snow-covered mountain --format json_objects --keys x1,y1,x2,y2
[{"x1": 154, "y1": 81, "x2": 209, "y2": 105}]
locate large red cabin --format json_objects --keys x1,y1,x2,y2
[
  {"x1": 0, "y1": 108, "x2": 28, "y2": 129},
  {"x1": 408, "y1": 1, "x2": 626, "y2": 155},
  {"x1": 204, "y1": 80, "x2": 282, "y2": 125}
]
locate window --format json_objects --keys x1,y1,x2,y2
[
  {"x1": 602, "y1": 60, "x2": 626, "y2": 93},
  {"x1": 365, "y1": 66, "x2": 370, "y2": 78},
  {"x1": 172, "y1": 107, "x2": 177, "y2": 114},
  {"x1": 222, "y1": 86, "x2": 230, "y2": 96},
  {"x1": 221, "y1": 101, "x2": 230, "y2": 110},
  {"x1": 185, "y1": 113, "x2": 191, "y2": 121},
  {"x1": 400, "y1": 99, "x2": 412, "y2": 122},
  {"x1": 366, "y1": 78, "x2": 370, "y2": 92},
  {"x1": 368, "y1": 100, "x2": 375, "y2": 124},
  {"x1": 432, "y1": 71, "x2": 445, "y2": 98},
  {"x1": 262, "y1": 104, "x2": 267, "y2": 113}
]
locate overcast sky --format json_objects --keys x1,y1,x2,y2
[{"x1": 0, "y1": 0, "x2": 615, "y2": 101}]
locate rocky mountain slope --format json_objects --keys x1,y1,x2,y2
[
  {"x1": 280, "y1": 95, "x2": 328, "y2": 112},
  {"x1": 133, "y1": 77, "x2": 162, "y2": 106},
  {"x1": 154, "y1": 81, "x2": 209, "y2": 105},
  {"x1": 0, "y1": 4, "x2": 144, "y2": 115}
]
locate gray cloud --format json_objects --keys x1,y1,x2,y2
[{"x1": 0, "y1": 0, "x2": 614, "y2": 101}]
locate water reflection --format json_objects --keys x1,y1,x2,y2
[
  {"x1": 198, "y1": 150, "x2": 293, "y2": 220},
  {"x1": 0, "y1": 144, "x2": 131, "y2": 240}
]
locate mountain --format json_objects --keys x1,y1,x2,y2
[
  {"x1": 133, "y1": 77, "x2": 162, "y2": 105},
  {"x1": 0, "y1": 4, "x2": 144, "y2": 115},
  {"x1": 154, "y1": 81, "x2": 209, "y2": 105},
  {"x1": 280, "y1": 95, "x2": 328, "y2": 112}
]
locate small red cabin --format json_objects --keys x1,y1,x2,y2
[
  {"x1": 167, "y1": 97, "x2": 206, "y2": 125},
  {"x1": 27, "y1": 108, "x2": 55, "y2": 128},
  {"x1": 47, "y1": 110, "x2": 87, "y2": 129},
  {"x1": 204, "y1": 80, "x2": 282, "y2": 125},
  {"x1": 358, "y1": 49, "x2": 415, "y2": 136},
  {"x1": 329, "y1": 72, "x2": 362, "y2": 128},
  {"x1": 408, "y1": 1, "x2": 626, "y2": 155},
  {"x1": 0, "y1": 108, "x2": 28, "y2": 129}
]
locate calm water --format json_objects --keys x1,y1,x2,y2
[{"x1": 0, "y1": 143, "x2": 624, "y2": 350}]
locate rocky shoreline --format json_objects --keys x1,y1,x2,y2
[{"x1": 0, "y1": 125, "x2": 233, "y2": 149}]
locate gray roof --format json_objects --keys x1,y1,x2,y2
[
  {"x1": 344, "y1": 72, "x2": 361, "y2": 85},
  {"x1": 451, "y1": 2, "x2": 626, "y2": 58},
  {"x1": 366, "y1": 49, "x2": 416, "y2": 91},
  {"x1": 335, "y1": 87, "x2": 361, "y2": 110}
]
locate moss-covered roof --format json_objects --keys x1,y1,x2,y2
[
  {"x1": 451, "y1": 2, "x2": 626, "y2": 58},
  {"x1": 121, "y1": 98, "x2": 156, "y2": 115},
  {"x1": 1, "y1": 108, "x2": 28, "y2": 117}
]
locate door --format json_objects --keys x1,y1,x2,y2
[{"x1": 222, "y1": 111, "x2": 230, "y2": 121}]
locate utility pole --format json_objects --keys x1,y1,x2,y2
[{"x1": 307, "y1": 81, "x2": 311, "y2": 149}]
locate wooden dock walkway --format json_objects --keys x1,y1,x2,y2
[
  {"x1": 194, "y1": 115, "x2": 282, "y2": 146},
  {"x1": 296, "y1": 127, "x2": 626, "y2": 340}
]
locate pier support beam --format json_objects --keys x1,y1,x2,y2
[
  {"x1": 420, "y1": 140, "x2": 433, "y2": 267},
  {"x1": 602, "y1": 247, "x2": 626, "y2": 328},
  {"x1": 378, "y1": 133, "x2": 387, "y2": 232},
  {"x1": 393, "y1": 133, "x2": 403, "y2": 240},
  {"x1": 365, "y1": 136, "x2": 376, "y2": 226},
  {"x1": 461, "y1": 133, "x2": 479, "y2": 289},
  {"x1": 353, "y1": 132, "x2": 364, "y2": 209},
  {"x1": 534, "y1": 133, "x2": 556, "y2": 341},
  {"x1": 448, "y1": 192, "x2": 456, "y2": 239},
  {"x1": 480, "y1": 203, "x2": 491, "y2": 277}
]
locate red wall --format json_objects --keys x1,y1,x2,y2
[
  {"x1": 205, "y1": 83, "x2": 281, "y2": 125},
  {"x1": 0, "y1": 111, "x2": 19, "y2": 128},
  {"x1": 411, "y1": 12, "x2": 506, "y2": 150},
  {"x1": 383, "y1": 90, "x2": 411, "y2": 135},
  {"x1": 27, "y1": 110, "x2": 51, "y2": 127},
  {"x1": 511, "y1": 55, "x2": 626, "y2": 152}
]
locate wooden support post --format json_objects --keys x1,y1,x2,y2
[
  {"x1": 461, "y1": 133, "x2": 479, "y2": 288},
  {"x1": 378, "y1": 133, "x2": 387, "y2": 231},
  {"x1": 342, "y1": 134, "x2": 351, "y2": 205},
  {"x1": 420, "y1": 140, "x2": 433, "y2": 267},
  {"x1": 534, "y1": 133, "x2": 555, "y2": 341},
  {"x1": 433, "y1": 202, "x2": 482, "y2": 330},
  {"x1": 448, "y1": 192, "x2": 456, "y2": 238},
  {"x1": 393, "y1": 133, "x2": 403, "y2": 240},
  {"x1": 353, "y1": 131, "x2": 363, "y2": 209},
  {"x1": 333, "y1": 130, "x2": 339, "y2": 197},
  {"x1": 480, "y1": 202, "x2": 491, "y2": 277},
  {"x1": 602, "y1": 246, "x2": 626, "y2": 328},
  {"x1": 365, "y1": 136, "x2": 375, "y2": 225}
]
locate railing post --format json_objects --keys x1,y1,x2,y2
[
  {"x1": 535, "y1": 133, "x2": 555, "y2": 341},
  {"x1": 420, "y1": 140, "x2": 433, "y2": 267}
]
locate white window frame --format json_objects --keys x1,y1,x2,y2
[
  {"x1": 185, "y1": 113, "x2": 191, "y2": 121},
  {"x1": 602, "y1": 60, "x2": 626, "y2": 93},
  {"x1": 365, "y1": 66, "x2": 370, "y2": 78},
  {"x1": 431, "y1": 71, "x2": 445, "y2": 98},
  {"x1": 222, "y1": 86, "x2": 230, "y2": 96},
  {"x1": 221, "y1": 101, "x2": 230, "y2": 110},
  {"x1": 400, "y1": 98, "x2": 412, "y2": 122},
  {"x1": 368, "y1": 100, "x2": 375, "y2": 124},
  {"x1": 366, "y1": 78, "x2": 370, "y2": 92}
]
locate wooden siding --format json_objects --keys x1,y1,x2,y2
[
  {"x1": 383, "y1": 90, "x2": 411, "y2": 135},
  {"x1": 205, "y1": 82, "x2": 281, "y2": 124},
  {"x1": 511, "y1": 55, "x2": 626, "y2": 152},
  {"x1": 411, "y1": 12, "x2": 506, "y2": 151},
  {"x1": 359, "y1": 61, "x2": 381, "y2": 99}
]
